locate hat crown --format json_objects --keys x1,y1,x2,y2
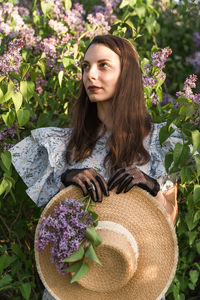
[{"x1": 78, "y1": 221, "x2": 138, "y2": 292}]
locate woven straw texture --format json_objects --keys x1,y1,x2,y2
[{"x1": 35, "y1": 186, "x2": 178, "y2": 300}]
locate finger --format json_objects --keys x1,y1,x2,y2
[
  {"x1": 116, "y1": 176, "x2": 133, "y2": 194},
  {"x1": 108, "y1": 168, "x2": 125, "y2": 187},
  {"x1": 124, "y1": 181, "x2": 136, "y2": 193},
  {"x1": 69, "y1": 179, "x2": 88, "y2": 196},
  {"x1": 85, "y1": 181, "x2": 97, "y2": 202},
  {"x1": 95, "y1": 175, "x2": 109, "y2": 197},
  {"x1": 108, "y1": 173, "x2": 129, "y2": 191},
  {"x1": 91, "y1": 179, "x2": 102, "y2": 202}
]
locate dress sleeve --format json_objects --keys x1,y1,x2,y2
[
  {"x1": 9, "y1": 127, "x2": 72, "y2": 207},
  {"x1": 147, "y1": 123, "x2": 183, "y2": 191}
]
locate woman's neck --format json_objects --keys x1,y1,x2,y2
[{"x1": 97, "y1": 101, "x2": 113, "y2": 132}]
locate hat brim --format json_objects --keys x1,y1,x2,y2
[{"x1": 35, "y1": 186, "x2": 178, "y2": 300}]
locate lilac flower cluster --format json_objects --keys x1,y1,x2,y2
[
  {"x1": 0, "y1": 123, "x2": 17, "y2": 152},
  {"x1": 151, "y1": 48, "x2": 172, "y2": 70},
  {"x1": 0, "y1": 39, "x2": 24, "y2": 76},
  {"x1": 64, "y1": 3, "x2": 86, "y2": 36},
  {"x1": 35, "y1": 75, "x2": 48, "y2": 95},
  {"x1": 176, "y1": 74, "x2": 200, "y2": 106},
  {"x1": 0, "y1": 2, "x2": 41, "y2": 48},
  {"x1": 187, "y1": 32, "x2": 200, "y2": 74},
  {"x1": 36, "y1": 198, "x2": 93, "y2": 274},
  {"x1": 193, "y1": 32, "x2": 200, "y2": 48},
  {"x1": 142, "y1": 48, "x2": 172, "y2": 105}
]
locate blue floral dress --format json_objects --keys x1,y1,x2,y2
[{"x1": 10, "y1": 123, "x2": 181, "y2": 300}]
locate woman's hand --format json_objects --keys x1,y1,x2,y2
[
  {"x1": 61, "y1": 168, "x2": 109, "y2": 202},
  {"x1": 108, "y1": 166, "x2": 160, "y2": 197}
]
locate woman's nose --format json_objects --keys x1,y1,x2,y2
[{"x1": 87, "y1": 65, "x2": 98, "y2": 80}]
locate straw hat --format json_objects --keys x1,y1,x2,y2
[{"x1": 35, "y1": 185, "x2": 178, "y2": 300}]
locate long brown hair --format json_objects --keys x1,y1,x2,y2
[{"x1": 66, "y1": 35, "x2": 152, "y2": 171}]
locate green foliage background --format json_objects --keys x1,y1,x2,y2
[{"x1": 0, "y1": 0, "x2": 200, "y2": 299}]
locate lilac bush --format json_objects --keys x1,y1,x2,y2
[
  {"x1": 142, "y1": 47, "x2": 172, "y2": 107},
  {"x1": 36, "y1": 198, "x2": 93, "y2": 274}
]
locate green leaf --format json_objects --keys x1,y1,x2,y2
[
  {"x1": 159, "y1": 125, "x2": 175, "y2": 146},
  {"x1": 41, "y1": 1, "x2": 52, "y2": 15},
  {"x1": 119, "y1": 0, "x2": 136, "y2": 9},
  {"x1": 189, "y1": 270, "x2": 199, "y2": 286},
  {"x1": 17, "y1": 109, "x2": 30, "y2": 126},
  {"x1": 185, "y1": 104, "x2": 195, "y2": 120},
  {"x1": 173, "y1": 143, "x2": 190, "y2": 166},
  {"x1": 0, "y1": 274, "x2": 12, "y2": 288},
  {"x1": 85, "y1": 244, "x2": 102, "y2": 266},
  {"x1": 0, "y1": 88, "x2": 4, "y2": 101},
  {"x1": 0, "y1": 82, "x2": 14, "y2": 104},
  {"x1": 188, "y1": 231, "x2": 197, "y2": 246},
  {"x1": 0, "y1": 179, "x2": 9, "y2": 196},
  {"x1": 70, "y1": 261, "x2": 90, "y2": 283},
  {"x1": 12, "y1": 92, "x2": 23, "y2": 112},
  {"x1": 165, "y1": 151, "x2": 173, "y2": 172},
  {"x1": 192, "y1": 130, "x2": 200, "y2": 154},
  {"x1": 88, "y1": 210, "x2": 98, "y2": 222},
  {"x1": 65, "y1": 261, "x2": 82, "y2": 273},
  {"x1": 185, "y1": 211, "x2": 198, "y2": 231},
  {"x1": 196, "y1": 242, "x2": 200, "y2": 255},
  {"x1": 180, "y1": 166, "x2": 192, "y2": 184},
  {"x1": 135, "y1": 4, "x2": 146, "y2": 19},
  {"x1": 37, "y1": 59, "x2": 46, "y2": 76},
  {"x1": 20, "y1": 81, "x2": 35, "y2": 102},
  {"x1": 11, "y1": 244, "x2": 25, "y2": 260},
  {"x1": 194, "y1": 154, "x2": 200, "y2": 177},
  {"x1": 145, "y1": 17, "x2": 156, "y2": 34},
  {"x1": 1, "y1": 151, "x2": 12, "y2": 170},
  {"x1": 62, "y1": 246, "x2": 84, "y2": 263},
  {"x1": 64, "y1": 0, "x2": 72, "y2": 10},
  {"x1": 20, "y1": 63, "x2": 30, "y2": 80},
  {"x1": 0, "y1": 254, "x2": 16, "y2": 275},
  {"x1": 193, "y1": 185, "x2": 200, "y2": 203},
  {"x1": 2, "y1": 111, "x2": 15, "y2": 127},
  {"x1": 58, "y1": 70, "x2": 64, "y2": 87},
  {"x1": 86, "y1": 227, "x2": 102, "y2": 247},
  {"x1": 19, "y1": 282, "x2": 31, "y2": 300},
  {"x1": 62, "y1": 57, "x2": 74, "y2": 68}
]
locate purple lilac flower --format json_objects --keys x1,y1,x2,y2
[
  {"x1": 36, "y1": 198, "x2": 93, "y2": 274},
  {"x1": 151, "y1": 48, "x2": 172, "y2": 70},
  {"x1": 193, "y1": 32, "x2": 200, "y2": 48},
  {"x1": 187, "y1": 52, "x2": 200, "y2": 74},
  {"x1": 39, "y1": 37, "x2": 58, "y2": 58},
  {"x1": 48, "y1": 20, "x2": 68, "y2": 35},
  {"x1": 176, "y1": 74, "x2": 198, "y2": 101},
  {"x1": 64, "y1": 3, "x2": 86, "y2": 36},
  {"x1": 0, "y1": 125, "x2": 17, "y2": 141},
  {"x1": 35, "y1": 75, "x2": 48, "y2": 95},
  {"x1": 0, "y1": 3, "x2": 40, "y2": 48},
  {"x1": 0, "y1": 39, "x2": 24, "y2": 76},
  {"x1": 142, "y1": 74, "x2": 156, "y2": 87},
  {"x1": 150, "y1": 92, "x2": 159, "y2": 105}
]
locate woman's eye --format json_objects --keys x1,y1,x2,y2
[
  {"x1": 82, "y1": 63, "x2": 89, "y2": 71},
  {"x1": 99, "y1": 62, "x2": 108, "y2": 68}
]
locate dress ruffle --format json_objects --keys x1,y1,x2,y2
[{"x1": 10, "y1": 124, "x2": 182, "y2": 207}]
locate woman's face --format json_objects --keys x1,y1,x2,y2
[{"x1": 82, "y1": 44, "x2": 121, "y2": 103}]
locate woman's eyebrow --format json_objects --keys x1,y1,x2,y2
[{"x1": 83, "y1": 59, "x2": 112, "y2": 63}]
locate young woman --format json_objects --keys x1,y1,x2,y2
[{"x1": 10, "y1": 35, "x2": 180, "y2": 300}]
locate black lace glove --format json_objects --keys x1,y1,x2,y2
[
  {"x1": 61, "y1": 168, "x2": 109, "y2": 202},
  {"x1": 108, "y1": 166, "x2": 160, "y2": 197}
]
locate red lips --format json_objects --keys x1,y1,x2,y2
[{"x1": 88, "y1": 85, "x2": 101, "y2": 92}]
